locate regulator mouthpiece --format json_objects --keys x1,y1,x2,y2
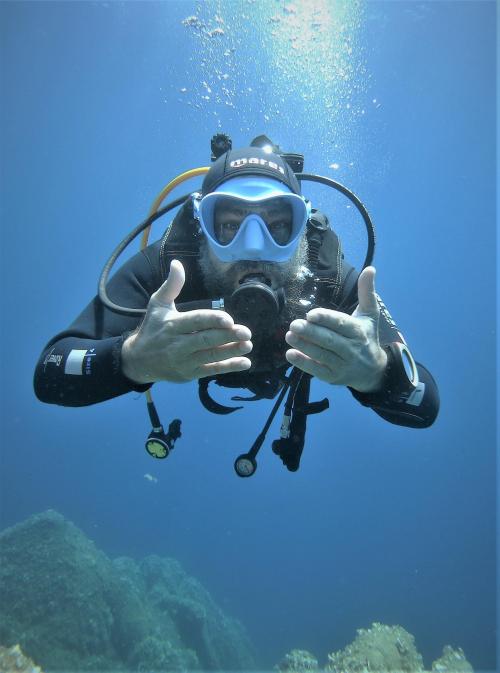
[{"x1": 229, "y1": 279, "x2": 283, "y2": 329}]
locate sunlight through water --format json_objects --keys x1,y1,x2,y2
[{"x1": 177, "y1": 0, "x2": 370, "y2": 172}]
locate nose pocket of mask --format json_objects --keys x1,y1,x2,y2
[{"x1": 238, "y1": 215, "x2": 267, "y2": 253}]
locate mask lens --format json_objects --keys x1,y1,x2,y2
[{"x1": 214, "y1": 197, "x2": 293, "y2": 246}]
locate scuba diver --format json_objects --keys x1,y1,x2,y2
[{"x1": 34, "y1": 134, "x2": 439, "y2": 477}]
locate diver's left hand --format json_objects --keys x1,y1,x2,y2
[{"x1": 285, "y1": 266, "x2": 388, "y2": 393}]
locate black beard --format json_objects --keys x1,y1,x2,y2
[
  {"x1": 197, "y1": 236, "x2": 313, "y2": 372},
  {"x1": 197, "y1": 235, "x2": 311, "y2": 302}
]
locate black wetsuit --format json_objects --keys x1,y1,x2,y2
[{"x1": 33, "y1": 224, "x2": 440, "y2": 429}]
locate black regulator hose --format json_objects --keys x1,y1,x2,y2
[
  {"x1": 296, "y1": 173, "x2": 375, "y2": 271},
  {"x1": 98, "y1": 193, "x2": 190, "y2": 316}
]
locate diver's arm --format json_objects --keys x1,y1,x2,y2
[
  {"x1": 33, "y1": 243, "x2": 163, "y2": 406},
  {"x1": 342, "y1": 269, "x2": 440, "y2": 427},
  {"x1": 349, "y1": 359, "x2": 440, "y2": 428},
  {"x1": 34, "y1": 333, "x2": 152, "y2": 407}
]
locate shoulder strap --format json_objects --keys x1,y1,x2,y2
[
  {"x1": 307, "y1": 210, "x2": 345, "y2": 310},
  {"x1": 159, "y1": 198, "x2": 206, "y2": 301}
]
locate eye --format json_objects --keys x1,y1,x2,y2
[
  {"x1": 222, "y1": 221, "x2": 239, "y2": 231},
  {"x1": 269, "y1": 220, "x2": 287, "y2": 231},
  {"x1": 214, "y1": 217, "x2": 240, "y2": 245},
  {"x1": 268, "y1": 220, "x2": 292, "y2": 244}
]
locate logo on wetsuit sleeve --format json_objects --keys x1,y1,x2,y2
[
  {"x1": 43, "y1": 348, "x2": 63, "y2": 370},
  {"x1": 64, "y1": 348, "x2": 96, "y2": 375}
]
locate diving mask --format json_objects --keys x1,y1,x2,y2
[{"x1": 193, "y1": 176, "x2": 311, "y2": 262}]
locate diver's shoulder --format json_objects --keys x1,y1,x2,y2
[{"x1": 140, "y1": 238, "x2": 163, "y2": 255}]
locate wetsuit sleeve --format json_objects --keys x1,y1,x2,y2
[
  {"x1": 340, "y1": 266, "x2": 440, "y2": 428},
  {"x1": 33, "y1": 242, "x2": 163, "y2": 407}
]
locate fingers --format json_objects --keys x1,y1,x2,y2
[
  {"x1": 355, "y1": 266, "x2": 379, "y2": 316},
  {"x1": 194, "y1": 356, "x2": 252, "y2": 379},
  {"x1": 190, "y1": 339, "x2": 253, "y2": 368},
  {"x1": 177, "y1": 336, "x2": 252, "y2": 379},
  {"x1": 304, "y1": 309, "x2": 366, "y2": 339},
  {"x1": 184, "y1": 324, "x2": 251, "y2": 354},
  {"x1": 285, "y1": 349, "x2": 335, "y2": 382},
  {"x1": 285, "y1": 329, "x2": 343, "y2": 365},
  {"x1": 287, "y1": 319, "x2": 356, "y2": 359},
  {"x1": 151, "y1": 259, "x2": 186, "y2": 307},
  {"x1": 162, "y1": 321, "x2": 252, "y2": 379},
  {"x1": 169, "y1": 309, "x2": 236, "y2": 334}
]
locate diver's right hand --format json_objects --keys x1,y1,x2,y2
[{"x1": 121, "y1": 259, "x2": 252, "y2": 384}]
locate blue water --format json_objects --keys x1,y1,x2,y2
[{"x1": 0, "y1": 1, "x2": 497, "y2": 670}]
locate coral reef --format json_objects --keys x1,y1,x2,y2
[
  {"x1": 276, "y1": 648, "x2": 319, "y2": 672},
  {"x1": 322, "y1": 622, "x2": 474, "y2": 673},
  {"x1": 326, "y1": 622, "x2": 424, "y2": 672},
  {"x1": 0, "y1": 511, "x2": 477, "y2": 673},
  {"x1": 0, "y1": 644, "x2": 43, "y2": 673},
  {"x1": 0, "y1": 510, "x2": 255, "y2": 671},
  {"x1": 432, "y1": 645, "x2": 473, "y2": 672}
]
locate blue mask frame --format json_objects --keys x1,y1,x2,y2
[{"x1": 193, "y1": 176, "x2": 311, "y2": 262}]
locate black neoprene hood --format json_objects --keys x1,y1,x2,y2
[{"x1": 201, "y1": 146, "x2": 302, "y2": 196}]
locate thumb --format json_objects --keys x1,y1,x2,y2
[
  {"x1": 355, "y1": 266, "x2": 380, "y2": 317},
  {"x1": 152, "y1": 259, "x2": 186, "y2": 308}
]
